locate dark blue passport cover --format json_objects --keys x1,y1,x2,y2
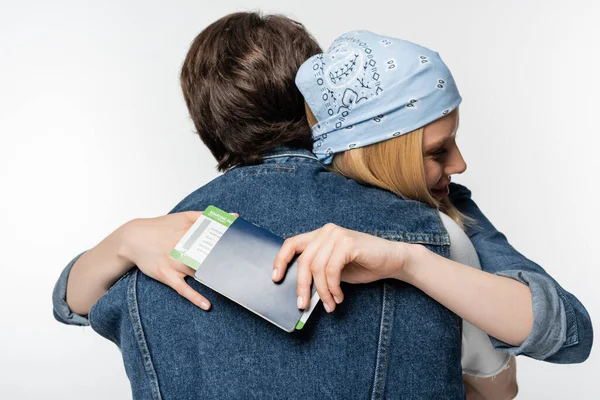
[{"x1": 193, "y1": 216, "x2": 317, "y2": 332}]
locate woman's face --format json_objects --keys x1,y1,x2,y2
[{"x1": 422, "y1": 108, "x2": 466, "y2": 199}]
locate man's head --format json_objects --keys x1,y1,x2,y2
[{"x1": 180, "y1": 12, "x2": 322, "y2": 171}]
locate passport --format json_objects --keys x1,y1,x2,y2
[{"x1": 171, "y1": 205, "x2": 319, "y2": 332}]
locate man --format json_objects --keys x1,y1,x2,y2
[{"x1": 54, "y1": 12, "x2": 466, "y2": 398}]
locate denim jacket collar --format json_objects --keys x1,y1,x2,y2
[
  {"x1": 263, "y1": 145, "x2": 320, "y2": 161},
  {"x1": 227, "y1": 146, "x2": 321, "y2": 172}
]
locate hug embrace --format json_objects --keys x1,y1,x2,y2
[{"x1": 53, "y1": 12, "x2": 593, "y2": 400}]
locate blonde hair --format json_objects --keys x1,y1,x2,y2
[{"x1": 306, "y1": 104, "x2": 475, "y2": 230}]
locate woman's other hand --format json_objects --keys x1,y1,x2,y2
[
  {"x1": 121, "y1": 211, "x2": 238, "y2": 311},
  {"x1": 271, "y1": 223, "x2": 412, "y2": 313}
]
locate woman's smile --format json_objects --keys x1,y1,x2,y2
[{"x1": 431, "y1": 185, "x2": 450, "y2": 198}]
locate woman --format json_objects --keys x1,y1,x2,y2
[{"x1": 272, "y1": 29, "x2": 591, "y2": 369}]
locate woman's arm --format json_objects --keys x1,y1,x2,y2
[
  {"x1": 448, "y1": 182, "x2": 593, "y2": 363},
  {"x1": 274, "y1": 187, "x2": 592, "y2": 362},
  {"x1": 54, "y1": 212, "x2": 222, "y2": 326},
  {"x1": 401, "y1": 244, "x2": 533, "y2": 346},
  {"x1": 64, "y1": 223, "x2": 134, "y2": 316},
  {"x1": 273, "y1": 223, "x2": 534, "y2": 346}
]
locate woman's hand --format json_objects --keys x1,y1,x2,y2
[
  {"x1": 121, "y1": 211, "x2": 238, "y2": 311},
  {"x1": 271, "y1": 223, "x2": 412, "y2": 313}
]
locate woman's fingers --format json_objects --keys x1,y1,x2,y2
[
  {"x1": 295, "y1": 231, "x2": 324, "y2": 309},
  {"x1": 296, "y1": 255, "x2": 314, "y2": 310},
  {"x1": 182, "y1": 210, "x2": 203, "y2": 223},
  {"x1": 276, "y1": 224, "x2": 349, "y2": 312},
  {"x1": 170, "y1": 258, "x2": 196, "y2": 277},
  {"x1": 306, "y1": 227, "x2": 338, "y2": 312},
  {"x1": 324, "y1": 241, "x2": 347, "y2": 305},
  {"x1": 162, "y1": 269, "x2": 211, "y2": 311},
  {"x1": 272, "y1": 230, "x2": 318, "y2": 282}
]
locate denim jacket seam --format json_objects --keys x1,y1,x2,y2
[
  {"x1": 128, "y1": 269, "x2": 163, "y2": 400},
  {"x1": 88, "y1": 269, "x2": 135, "y2": 344},
  {"x1": 434, "y1": 210, "x2": 451, "y2": 258},
  {"x1": 371, "y1": 281, "x2": 395, "y2": 400},
  {"x1": 226, "y1": 153, "x2": 324, "y2": 173},
  {"x1": 237, "y1": 165, "x2": 297, "y2": 179},
  {"x1": 554, "y1": 285, "x2": 579, "y2": 347}
]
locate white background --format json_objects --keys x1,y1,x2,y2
[{"x1": 1, "y1": 0, "x2": 598, "y2": 398}]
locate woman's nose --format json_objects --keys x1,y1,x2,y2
[{"x1": 447, "y1": 145, "x2": 467, "y2": 176}]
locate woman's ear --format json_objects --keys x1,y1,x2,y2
[{"x1": 305, "y1": 103, "x2": 318, "y2": 128}]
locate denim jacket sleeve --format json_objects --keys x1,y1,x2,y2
[
  {"x1": 448, "y1": 183, "x2": 593, "y2": 363},
  {"x1": 52, "y1": 251, "x2": 91, "y2": 327}
]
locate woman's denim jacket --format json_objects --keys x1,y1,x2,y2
[{"x1": 53, "y1": 146, "x2": 592, "y2": 399}]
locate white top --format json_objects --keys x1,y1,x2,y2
[{"x1": 438, "y1": 211, "x2": 511, "y2": 377}]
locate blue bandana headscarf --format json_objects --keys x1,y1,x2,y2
[{"x1": 295, "y1": 30, "x2": 462, "y2": 164}]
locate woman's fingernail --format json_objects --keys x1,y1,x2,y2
[
  {"x1": 324, "y1": 303, "x2": 332, "y2": 313},
  {"x1": 272, "y1": 269, "x2": 278, "y2": 280},
  {"x1": 333, "y1": 295, "x2": 341, "y2": 304},
  {"x1": 297, "y1": 296, "x2": 303, "y2": 309},
  {"x1": 200, "y1": 302, "x2": 210, "y2": 310}
]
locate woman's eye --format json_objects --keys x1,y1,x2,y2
[{"x1": 433, "y1": 148, "x2": 448, "y2": 158}]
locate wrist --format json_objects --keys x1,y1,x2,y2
[
  {"x1": 111, "y1": 220, "x2": 137, "y2": 273},
  {"x1": 393, "y1": 242, "x2": 427, "y2": 283}
]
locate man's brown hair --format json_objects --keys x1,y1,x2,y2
[{"x1": 180, "y1": 12, "x2": 322, "y2": 171}]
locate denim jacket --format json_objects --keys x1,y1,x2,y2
[{"x1": 53, "y1": 146, "x2": 592, "y2": 399}]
